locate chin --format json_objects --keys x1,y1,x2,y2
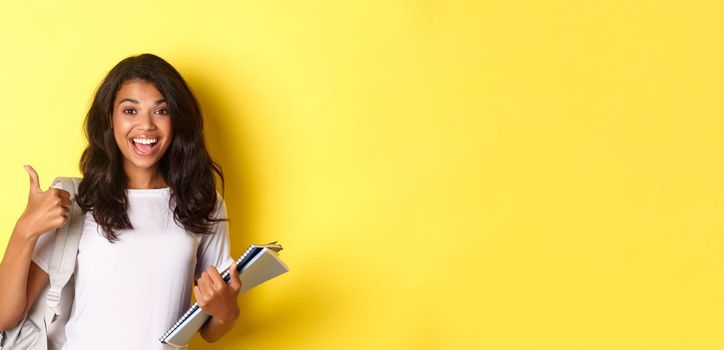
[
  {"x1": 133, "y1": 161, "x2": 160, "y2": 169},
  {"x1": 123, "y1": 154, "x2": 163, "y2": 170}
]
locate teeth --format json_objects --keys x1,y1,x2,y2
[{"x1": 132, "y1": 138, "x2": 157, "y2": 145}]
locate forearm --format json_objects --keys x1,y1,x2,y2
[
  {"x1": 199, "y1": 311, "x2": 239, "y2": 343},
  {"x1": 0, "y1": 228, "x2": 38, "y2": 329}
]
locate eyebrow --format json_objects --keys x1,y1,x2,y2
[{"x1": 118, "y1": 98, "x2": 167, "y2": 105}]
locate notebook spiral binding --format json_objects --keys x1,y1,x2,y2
[
  {"x1": 158, "y1": 241, "x2": 282, "y2": 343},
  {"x1": 158, "y1": 244, "x2": 260, "y2": 342}
]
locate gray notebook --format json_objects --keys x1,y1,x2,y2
[{"x1": 159, "y1": 242, "x2": 289, "y2": 347}]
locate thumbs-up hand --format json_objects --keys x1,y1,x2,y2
[{"x1": 15, "y1": 165, "x2": 72, "y2": 240}]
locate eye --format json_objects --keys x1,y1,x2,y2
[
  {"x1": 123, "y1": 108, "x2": 136, "y2": 115},
  {"x1": 155, "y1": 108, "x2": 169, "y2": 115}
]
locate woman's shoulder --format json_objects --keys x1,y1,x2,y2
[{"x1": 213, "y1": 191, "x2": 227, "y2": 216}]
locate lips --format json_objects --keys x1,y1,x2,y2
[{"x1": 130, "y1": 138, "x2": 159, "y2": 156}]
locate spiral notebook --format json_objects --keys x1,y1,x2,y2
[{"x1": 159, "y1": 242, "x2": 289, "y2": 347}]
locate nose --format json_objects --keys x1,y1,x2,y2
[{"x1": 137, "y1": 110, "x2": 157, "y2": 131}]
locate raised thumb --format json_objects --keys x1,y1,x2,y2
[{"x1": 24, "y1": 165, "x2": 42, "y2": 194}]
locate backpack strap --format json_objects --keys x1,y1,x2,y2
[{"x1": 44, "y1": 177, "x2": 84, "y2": 324}]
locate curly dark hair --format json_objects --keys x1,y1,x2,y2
[{"x1": 76, "y1": 53, "x2": 226, "y2": 242}]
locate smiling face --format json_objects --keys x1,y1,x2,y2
[{"x1": 111, "y1": 79, "x2": 173, "y2": 185}]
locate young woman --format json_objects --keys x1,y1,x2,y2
[{"x1": 0, "y1": 54, "x2": 241, "y2": 349}]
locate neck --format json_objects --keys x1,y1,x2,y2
[{"x1": 124, "y1": 165, "x2": 167, "y2": 189}]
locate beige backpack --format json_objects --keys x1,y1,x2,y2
[{"x1": 0, "y1": 177, "x2": 84, "y2": 350}]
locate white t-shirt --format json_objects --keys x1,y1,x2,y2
[{"x1": 32, "y1": 186, "x2": 234, "y2": 350}]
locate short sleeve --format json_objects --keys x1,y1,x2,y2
[
  {"x1": 194, "y1": 197, "x2": 234, "y2": 280},
  {"x1": 31, "y1": 181, "x2": 65, "y2": 273}
]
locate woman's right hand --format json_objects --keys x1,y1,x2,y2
[{"x1": 14, "y1": 165, "x2": 72, "y2": 240}]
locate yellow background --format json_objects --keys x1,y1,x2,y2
[{"x1": 1, "y1": 1, "x2": 723, "y2": 349}]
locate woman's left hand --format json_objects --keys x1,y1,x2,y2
[{"x1": 194, "y1": 262, "x2": 242, "y2": 323}]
